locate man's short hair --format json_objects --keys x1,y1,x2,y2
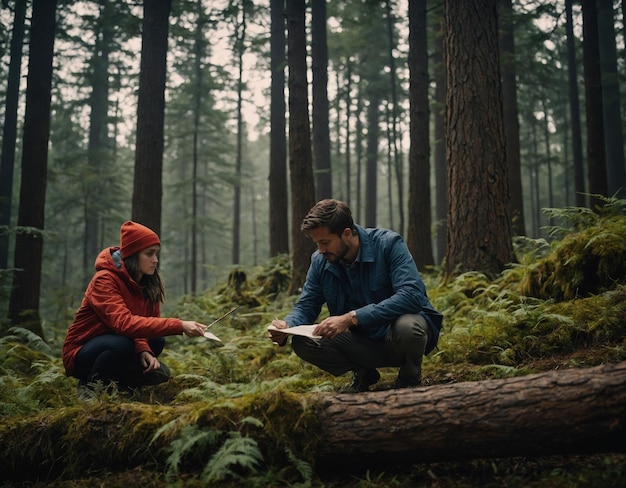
[{"x1": 301, "y1": 199, "x2": 355, "y2": 237}]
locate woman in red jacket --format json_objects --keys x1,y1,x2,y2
[{"x1": 62, "y1": 221, "x2": 208, "y2": 394}]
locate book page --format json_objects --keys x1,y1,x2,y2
[
  {"x1": 203, "y1": 331, "x2": 222, "y2": 342},
  {"x1": 267, "y1": 324, "x2": 321, "y2": 339}
]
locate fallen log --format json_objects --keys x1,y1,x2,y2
[
  {"x1": 1, "y1": 361, "x2": 624, "y2": 481},
  {"x1": 316, "y1": 360, "x2": 626, "y2": 470}
]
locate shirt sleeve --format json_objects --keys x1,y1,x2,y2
[
  {"x1": 356, "y1": 233, "x2": 427, "y2": 327},
  {"x1": 88, "y1": 272, "x2": 183, "y2": 338},
  {"x1": 284, "y1": 253, "x2": 326, "y2": 327}
]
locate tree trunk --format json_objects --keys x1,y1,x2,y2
[
  {"x1": 443, "y1": 0, "x2": 514, "y2": 278},
  {"x1": 286, "y1": 0, "x2": 316, "y2": 294},
  {"x1": 2, "y1": 362, "x2": 624, "y2": 482},
  {"x1": 316, "y1": 361, "x2": 626, "y2": 469},
  {"x1": 269, "y1": 0, "x2": 289, "y2": 258},
  {"x1": 355, "y1": 83, "x2": 364, "y2": 223},
  {"x1": 232, "y1": 1, "x2": 247, "y2": 265},
  {"x1": 364, "y1": 96, "x2": 380, "y2": 228},
  {"x1": 565, "y1": 0, "x2": 587, "y2": 208},
  {"x1": 581, "y1": 0, "x2": 608, "y2": 210},
  {"x1": 497, "y1": 0, "x2": 526, "y2": 237},
  {"x1": 344, "y1": 64, "x2": 353, "y2": 206},
  {"x1": 0, "y1": 0, "x2": 27, "y2": 273},
  {"x1": 597, "y1": 0, "x2": 626, "y2": 199},
  {"x1": 407, "y1": 0, "x2": 434, "y2": 269},
  {"x1": 311, "y1": 0, "x2": 332, "y2": 200},
  {"x1": 542, "y1": 99, "x2": 555, "y2": 227},
  {"x1": 7, "y1": 0, "x2": 58, "y2": 336},
  {"x1": 385, "y1": 0, "x2": 404, "y2": 234},
  {"x1": 432, "y1": 10, "x2": 447, "y2": 265},
  {"x1": 84, "y1": 0, "x2": 114, "y2": 282},
  {"x1": 132, "y1": 0, "x2": 171, "y2": 234},
  {"x1": 190, "y1": 0, "x2": 206, "y2": 293}
]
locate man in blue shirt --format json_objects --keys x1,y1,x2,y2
[{"x1": 270, "y1": 199, "x2": 443, "y2": 392}]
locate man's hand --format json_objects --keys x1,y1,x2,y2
[
  {"x1": 182, "y1": 320, "x2": 208, "y2": 337},
  {"x1": 269, "y1": 319, "x2": 289, "y2": 346},
  {"x1": 139, "y1": 351, "x2": 160, "y2": 373},
  {"x1": 313, "y1": 313, "x2": 352, "y2": 339}
]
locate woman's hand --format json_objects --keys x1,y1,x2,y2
[
  {"x1": 269, "y1": 319, "x2": 289, "y2": 346},
  {"x1": 139, "y1": 351, "x2": 160, "y2": 373},
  {"x1": 182, "y1": 320, "x2": 208, "y2": 337}
]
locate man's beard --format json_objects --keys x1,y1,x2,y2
[{"x1": 323, "y1": 240, "x2": 349, "y2": 263}]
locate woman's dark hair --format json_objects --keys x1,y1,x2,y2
[
  {"x1": 301, "y1": 199, "x2": 355, "y2": 237},
  {"x1": 124, "y1": 254, "x2": 165, "y2": 303}
]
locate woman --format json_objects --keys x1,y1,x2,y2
[{"x1": 62, "y1": 221, "x2": 207, "y2": 393}]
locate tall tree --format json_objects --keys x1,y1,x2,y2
[
  {"x1": 286, "y1": 0, "x2": 316, "y2": 293},
  {"x1": 597, "y1": 0, "x2": 626, "y2": 198},
  {"x1": 443, "y1": 0, "x2": 514, "y2": 278},
  {"x1": 385, "y1": 0, "x2": 404, "y2": 234},
  {"x1": 132, "y1": 0, "x2": 171, "y2": 233},
  {"x1": 565, "y1": 0, "x2": 586, "y2": 208},
  {"x1": 269, "y1": 0, "x2": 289, "y2": 257},
  {"x1": 311, "y1": 0, "x2": 332, "y2": 199},
  {"x1": 432, "y1": 10, "x2": 447, "y2": 264},
  {"x1": 232, "y1": 0, "x2": 249, "y2": 265},
  {"x1": 581, "y1": 0, "x2": 608, "y2": 210},
  {"x1": 0, "y1": 0, "x2": 27, "y2": 271},
  {"x1": 364, "y1": 93, "x2": 380, "y2": 227},
  {"x1": 190, "y1": 0, "x2": 208, "y2": 292},
  {"x1": 7, "y1": 0, "x2": 58, "y2": 336},
  {"x1": 497, "y1": 0, "x2": 525, "y2": 236},
  {"x1": 406, "y1": 0, "x2": 434, "y2": 269},
  {"x1": 83, "y1": 0, "x2": 115, "y2": 280}
]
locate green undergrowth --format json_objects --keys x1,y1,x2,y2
[{"x1": 1, "y1": 203, "x2": 626, "y2": 486}]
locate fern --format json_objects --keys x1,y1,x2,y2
[
  {"x1": 201, "y1": 432, "x2": 263, "y2": 483},
  {"x1": 2, "y1": 327, "x2": 53, "y2": 355},
  {"x1": 164, "y1": 424, "x2": 222, "y2": 478},
  {"x1": 285, "y1": 446, "x2": 313, "y2": 485}
]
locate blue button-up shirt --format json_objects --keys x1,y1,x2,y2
[{"x1": 285, "y1": 225, "x2": 443, "y2": 351}]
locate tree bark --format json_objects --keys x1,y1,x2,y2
[
  {"x1": 432, "y1": 10, "x2": 447, "y2": 265},
  {"x1": 364, "y1": 95, "x2": 380, "y2": 228},
  {"x1": 443, "y1": 0, "x2": 514, "y2": 278},
  {"x1": 581, "y1": 0, "x2": 608, "y2": 210},
  {"x1": 316, "y1": 361, "x2": 626, "y2": 469},
  {"x1": 385, "y1": 0, "x2": 404, "y2": 235},
  {"x1": 132, "y1": 0, "x2": 171, "y2": 234},
  {"x1": 565, "y1": 0, "x2": 587, "y2": 208},
  {"x1": 311, "y1": 0, "x2": 332, "y2": 200},
  {"x1": 497, "y1": 0, "x2": 526, "y2": 237},
  {"x1": 597, "y1": 0, "x2": 626, "y2": 199},
  {"x1": 286, "y1": 0, "x2": 316, "y2": 294},
  {"x1": 406, "y1": 0, "x2": 434, "y2": 269},
  {"x1": 84, "y1": 0, "x2": 114, "y2": 282},
  {"x1": 7, "y1": 0, "x2": 58, "y2": 336},
  {"x1": 269, "y1": 0, "x2": 289, "y2": 258},
  {"x1": 232, "y1": 1, "x2": 247, "y2": 266},
  {"x1": 2, "y1": 362, "x2": 624, "y2": 482},
  {"x1": 0, "y1": 0, "x2": 27, "y2": 273}
]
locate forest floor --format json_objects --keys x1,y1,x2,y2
[{"x1": 2, "y1": 205, "x2": 626, "y2": 487}]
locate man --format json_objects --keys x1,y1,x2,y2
[{"x1": 269, "y1": 199, "x2": 443, "y2": 392}]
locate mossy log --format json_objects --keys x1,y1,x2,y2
[
  {"x1": 1, "y1": 362, "x2": 625, "y2": 481},
  {"x1": 316, "y1": 360, "x2": 626, "y2": 470}
]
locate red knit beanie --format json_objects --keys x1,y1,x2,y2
[{"x1": 119, "y1": 221, "x2": 160, "y2": 258}]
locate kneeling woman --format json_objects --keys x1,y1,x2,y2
[{"x1": 63, "y1": 221, "x2": 207, "y2": 393}]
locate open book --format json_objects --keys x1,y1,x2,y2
[{"x1": 267, "y1": 324, "x2": 321, "y2": 339}]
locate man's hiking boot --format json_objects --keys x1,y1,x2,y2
[
  {"x1": 393, "y1": 374, "x2": 421, "y2": 389},
  {"x1": 342, "y1": 368, "x2": 380, "y2": 393}
]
